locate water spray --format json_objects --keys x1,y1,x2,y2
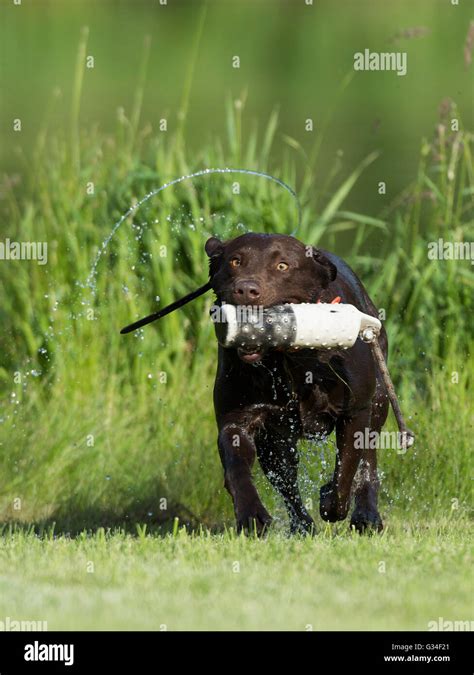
[{"x1": 87, "y1": 167, "x2": 301, "y2": 292}]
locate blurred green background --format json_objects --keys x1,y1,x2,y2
[{"x1": 1, "y1": 0, "x2": 473, "y2": 214}]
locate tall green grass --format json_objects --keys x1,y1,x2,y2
[{"x1": 0, "y1": 38, "x2": 472, "y2": 532}]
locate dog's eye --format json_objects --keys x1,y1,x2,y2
[
  {"x1": 230, "y1": 257, "x2": 241, "y2": 268},
  {"x1": 277, "y1": 262, "x2": 289, "y2": 271}
]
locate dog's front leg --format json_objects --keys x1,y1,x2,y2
[
  {"x1": 218, "y1": 420, "x2": 272, "y2": 535},
  {"x1": 320, "y1": 409, "x2": 371, "y2": 523}
]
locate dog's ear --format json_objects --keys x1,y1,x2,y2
[
  {"x1": 205, "y1": 237, "x2": 224, "y2": 258},
  {"x1": 310, "y1": 246, "x2": 337, "y2": 287},
  {"x1": 205, "y1": 237, "x2": 225, "y2": 278}
]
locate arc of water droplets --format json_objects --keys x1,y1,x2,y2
[{"x1": 85, "y1": 168, "x2": 301, "y2": 292}]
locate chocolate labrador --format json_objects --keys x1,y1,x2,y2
[{"x1": 205, "y1": 232, "x2": 389, "y2": 535}]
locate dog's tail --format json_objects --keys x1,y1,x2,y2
[{"x1": 120, "y1": 282, "x2": 212, "y2": 334}]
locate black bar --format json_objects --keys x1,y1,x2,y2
[{"x1": 0, "y1": 631, "x2": 469, "y2": 672}]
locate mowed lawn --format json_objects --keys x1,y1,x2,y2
[{"x1": 0, "y1": 516, "x2": 471, "y2": 631}]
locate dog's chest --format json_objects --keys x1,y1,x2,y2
[
  {"x1": 251, "y1": 353, "x2": 346, "y2": 435},
  {"x1": 282, "y1": 352, "x2": 350, "y2": 430}
]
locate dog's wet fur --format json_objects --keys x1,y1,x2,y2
[{"x1": 205, "y1": 232, "x2": 389, "y2": 535}]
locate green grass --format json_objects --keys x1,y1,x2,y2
[{"x1": 0, "y1": 516, "x2": 471, "y2": 631}]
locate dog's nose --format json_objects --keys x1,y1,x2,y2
[{"x1": 233, "y1": 280, "x2": 261, "y2": 303}]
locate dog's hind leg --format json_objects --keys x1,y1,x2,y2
[
  {"x1": 350, "y1": 448, "x2": 383, "y2": 533},
  {"x1": 350, "y1": 380, "x2": 389, "y2": 533},
  {"x1": 257, "y1": 431, "x2": 315, "y2": 535}
]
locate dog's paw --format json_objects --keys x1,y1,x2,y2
[
  {"x1": 319, "y1": 482, "x2": 349, "y2": 522},
  {"x1": 235, "y1": 501, "x2": 272, "y2": 536},
  {"x1": 350, "y1": 506, "x2": 383, "y2": 534},
  {"x1": 290, "y1": 514, "x2": 316, "y2": 536}
]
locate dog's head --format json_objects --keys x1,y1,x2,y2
[{"x1": 205, "y1": 232, "x2": 337, "y2": 362}]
